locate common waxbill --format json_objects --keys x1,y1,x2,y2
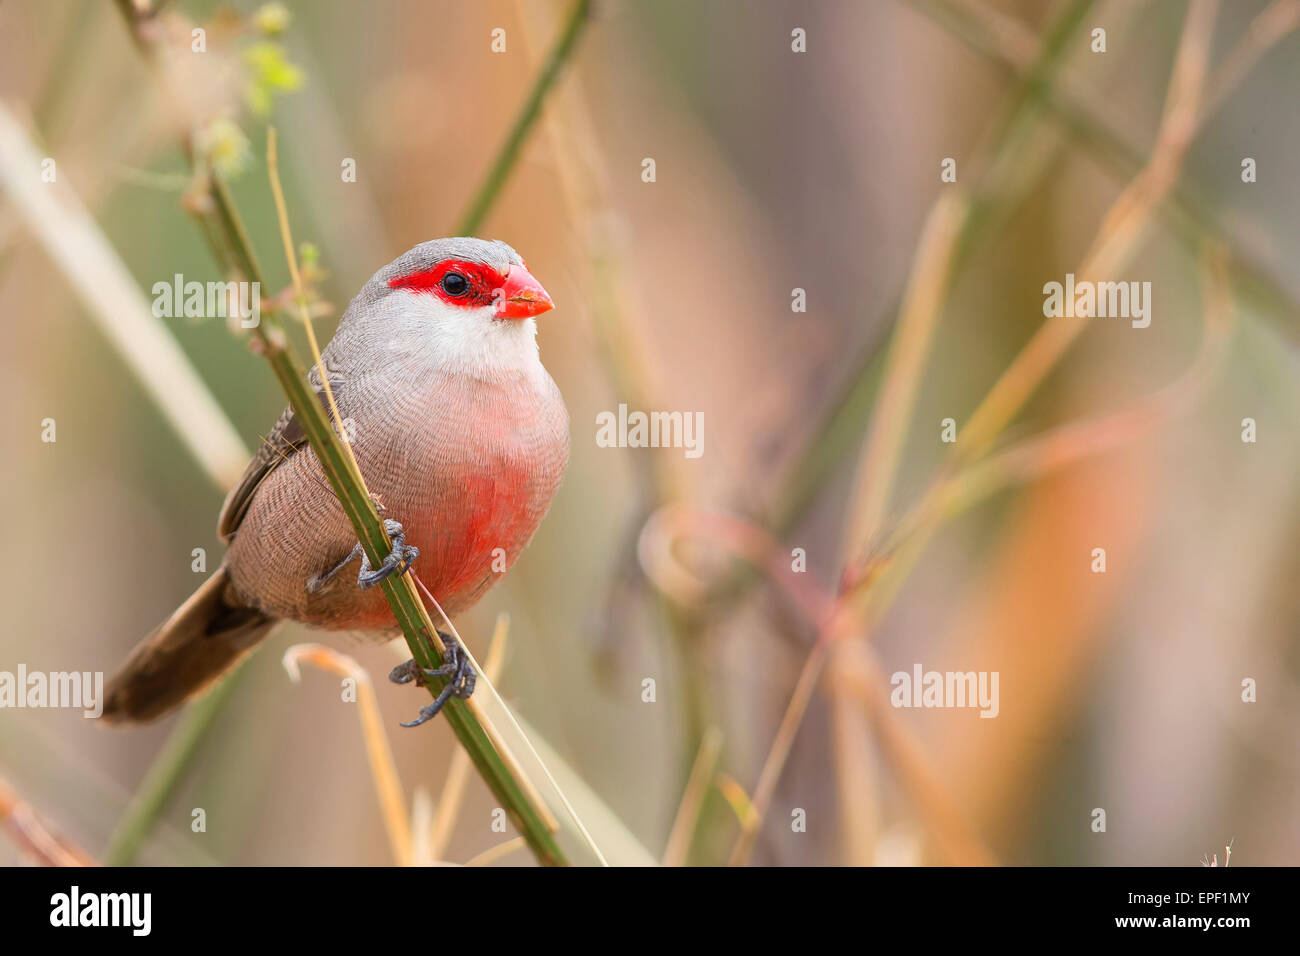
[{"x1": 103, "y1": 238, "x2": 569, "y2": 725}]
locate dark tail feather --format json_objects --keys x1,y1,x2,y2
[{"x1": 102, "y1": 567, "x2": 275, "y2": 724}]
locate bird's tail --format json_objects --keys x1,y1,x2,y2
[{"x1": 102, "y1": 566, "x2": 275, "y2": 724}]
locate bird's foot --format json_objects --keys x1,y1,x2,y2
[
  {"x1": 357, "y1": 518, "x2": 420, "y2": 590},
  {"x1": 389, "y1": 631, "x2": 477, "y2": 727},
  {"x1": 307, "y1": 519, "x2": 419, "y2": 594}
]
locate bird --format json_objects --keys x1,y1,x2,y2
[{"x1": 102, "y1": 237, "x2": 570, "y2": 726}]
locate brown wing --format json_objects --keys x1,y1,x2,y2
[
  {"x1": 217, "y1": 403, "x2": 307, "y2": 541},
  {"x1": 219, "y1": 364, "x2": 353, "y2": 540}
]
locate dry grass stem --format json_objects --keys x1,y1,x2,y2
[
  {"x1": 0, "y1": 102, "x2": 249, "y2": 489},
  {"x1": 884, "y1": 241, "x2": 1236, "y2": 565},
  {"x1": 842, "y1": 189, "x2": 970, "y2": 561},
  {"x1": 662, "y1": 725, "x2": 723, "y2": 867},
  {"x1": 834, "y1": 654, "x2": 996, "y2": 865},
  {"x1": 715, "y1": 773, "x2": 759, "y2": 832},
  {"x1": 427, "y1": 614, "x2": 512, "y2": 861},
  {"x1": 956, "y1": 0, "x2": 1218, "y2": 464},
  {"x1": 0, "y1": 776, "x2": 97, "y2": 867},
  {"x1": 282, "y1": 644, "x2": 412, "y2": 866},
  {"x1": 465, "y1": 836, "x2": 528, "y2": 867}
]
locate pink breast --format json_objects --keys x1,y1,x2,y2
[
  {"x1": 342, "y1": 371, "x2": 569, "y2": 630},
  {"x1": 419, "y1": 463, "x2": 538, "y2": 608}
]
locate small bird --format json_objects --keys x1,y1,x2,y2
[{"x1": 103, "y1": 238, "x2": 570, "y2": 726}]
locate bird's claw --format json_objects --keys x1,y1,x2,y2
[
  {"x1": 357, "y1": 519, "x2": 420, "y2": 590},
  {"x1": 390, "y1": 632, "x2": 476, "y2": 727}
]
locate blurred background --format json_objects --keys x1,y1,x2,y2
[{"x1": 0, "y1": 0, "x2": 1297, "y2": 866}]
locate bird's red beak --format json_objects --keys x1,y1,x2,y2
[{"x1": 493, "y1": 264, "x2": 554, "y2": 319}]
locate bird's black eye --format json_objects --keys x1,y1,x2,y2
[{"x1": 441, "y1": 272, "x2": 468, "y2": 297}]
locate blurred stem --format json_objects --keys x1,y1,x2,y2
[
  {"x1": 428, "y1": 613, "x2": 511, "y2": 860},
  {"x1": 954, "y1": 0, "x2": 1217, "y2": 466},
  {"x1": 831, "y1": 650, "x2": 996, "y2": 865},
  {"x1": 454, "y1": 0, "x2": 592, "y2": 235},
  {"x1": 510, "y1": 0, "x2": 711, "y2": 810},
  {"x1": 827, "y1": 190, "x2": 970, "y2": 865},
  {"x1": 1, "y1": 776, "x2": 98, "y2": 867},
  {"x1": 909, "y1": 0, "x2": 1300, "y2": 339},
  {"x1": 0, "y1": 103, "x2": 250, "y2": 488},
  {"x1": 281, "y1": 645, "x2": 413, "y2": 866},
  {"x1": 776, "y1": 0, "x2": 1298, "y2": 555},
  {"x1": 694, "y1": 0, "x2": 1095, "y2": 638},
  {"x1": 103, "y1": 667, "x2": 246, "y2": 865},
  {"x1": 775, "y1": 0, "x2": 1094, "y2": 532},
  {"x1": 871, "y1": 240, "x2": 1236, "y2": 614},
  {"x1": 638, "y1": 506, "x2": 995, "y2": 865},
  {"x1": 0, "y1": 99, "x2": 256, "y2": 865},
  {"x1": 661, "y1": 725, "x2": 723, "y2": 866},
  {"x1": 841, "y1": 190, "x2": 969, "y2": 561},
  {"x1": 466, "y1": 836, "x2": 528, "y2": 867},
  {"x1": 776, "y1": 5, "x2": 1218, "y2": 867}
]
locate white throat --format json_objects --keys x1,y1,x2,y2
[{"x1": 376, "y1": 290, "x2": 544, "y2": 382}]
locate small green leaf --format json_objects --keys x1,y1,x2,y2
[{"x1": 244, "y1": 41, "x2": 305, "y2": 117}]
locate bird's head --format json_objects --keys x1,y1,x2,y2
[
  {"x1": 382, "y1": 237, "x2": 553, "y2": 320},
  {"x1": 344, "y1": 237, "x2": 555, "y2": 378}
]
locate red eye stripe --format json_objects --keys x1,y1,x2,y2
[{"x1": 387, "y1": 259, "x2": 505, "y2": 307}]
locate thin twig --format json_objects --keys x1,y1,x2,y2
[
  {"x1": 282, "y1": 645, "x2": 412, "y2": 866},
  {"x1": 661, "y1": 726, "x2": 723, "y2": 867},
  {"x1": 0, "y1": 776, "x2": 97, "y2": 866},
  {"x1": 512, "y1": 0, "x2": 709, "y2": 785},
  {"x1": 465, "y1": 836, "x2": 528, "y2": 867},
  {"x1": 840, "y1": 190, "x2": 969, "y2": 563},
  {"x1": 715, "y1": 773, "x2": 759, "y2": 833},
  {"x1": 727, "y1": 240, "x2": 1236, "y2": 865},
  {"x1": 732, "y1": 192, "x2": 969, "y2": 866}
]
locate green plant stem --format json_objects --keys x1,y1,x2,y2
[
  {"x1": 454, "y1": 0, "x2": 592, "y2": 235},
  {"x1": 112, "y1": 0, "x2": 569, "y2": 866},
  {"x1": 103, "y1": 665, "x2": 246, "y2": 865}
]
